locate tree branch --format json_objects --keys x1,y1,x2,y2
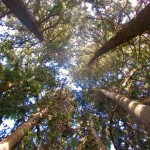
[{"x1": 89, "y1": 4, "x2": 150, "y2": 65}]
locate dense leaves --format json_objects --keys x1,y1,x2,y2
[{"x1": 0, "y1": 0, "x2": 150, "y2": 149}]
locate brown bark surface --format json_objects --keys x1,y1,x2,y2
[
  {"x1": 0, "y1": 107, "x2": 49, "y2": 150},
  {"x1": 99, "y1": 89, "x2": 150, "y2": 133},
  {"x1": 1, "y1": 0, "x2": 43, "y2": 41},
  {"x1": 139, "y1": 97, "x2": 150, "y2": 105},
  {"x1": 89, "y1": 4, "x2": 150, "y2": 64}
]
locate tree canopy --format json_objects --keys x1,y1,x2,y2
[{"x1": 0, "y1": 0, "x2": 150, "y2": 149}]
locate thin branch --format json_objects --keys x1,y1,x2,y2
[
  {"x1": 89, "y1": 115, "x2": 107, "y2": 150},
  {"x1": 38, "y1": 12, "x2": 60, "y2": 25},
  {"x1": 42, "y1": 16, "x2": 62, "y2": 32},
  {"x1": 109, "y1": 105, "x2": 118, "y2": 150}
]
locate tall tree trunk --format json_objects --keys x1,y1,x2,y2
[
  {"x1": 89, "y1": 4, "x2": 150, "y2": 64},
  {"x1": 89, "y1": 115, "x2": 107, "y2": 150},
  {"x1": 0, "y1": 107, "x2": 50, "y2": 150},
  {"x1": 1, "y1": 0, "x2": 43, "y2": 41},
  {"x1": 99, "y1": 89, "x2": 150, "y2": 133}
]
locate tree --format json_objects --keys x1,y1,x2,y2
[
  {"x1": 89, "y1": 3, "x2": 150, "y2": 64},
  {"x1": 71, "y1": 15, "x2": 150, "y2": 147},
  {"x1": 99, "y1": 89, "x2": 150, "y2": 133},
  {"x1": 0, "y1": 0, "x2": 150, "y2": 149},
  {"x1": 1, "y1": 0, "x2": 43, "y2": 41},
  {"x1": 0, "y1": 87, "x2": 74, "y2": 149},
  {"x1": 0, "y1": 38, "x2": 56, "y2": 124},
  {"x1": 0, "y1": 107, "x2": 49, "y2": 149}
]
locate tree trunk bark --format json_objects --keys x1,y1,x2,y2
[
  {"x1": 99, "y1": 89, "x2": 150, "y2": 133},
  {"x1": 1, "y1": 0, "x2": 43, "y2": 41},
  {"x1": 0, "y1": 107, "x2": 49, "y2": 150},
  {"x1": 89, "y1": 4, "x2": 150, "y2": 64},
  {"x1": 89, "y1": 115, "x2": 107, "y2": 150},
  {"x1": 139, "y1": 97, "x2": 150, "y2": 105}
]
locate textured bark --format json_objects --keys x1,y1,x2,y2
[
  {"x1": 1, "y1": 0, "x2": 43, "y2": 41},
  {"x1": 0, "y1": 107, "x2": 49, "y2": 150},
  {"x1": 89, "y1": 4, "x2": 150, "y2": 64},
  {"x1": 99, "y1": 89, "x2": 150, "y2": 133},
  {"x1": 89, "y1": 115, "x2": 107, "y2": 150},
  {"x1": 139, "y1": 97, "x2": 150, "y2": 105}
]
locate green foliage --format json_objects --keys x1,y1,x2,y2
[{"x1": 0, "y1": 0, "x2": 150, "y2": 149}]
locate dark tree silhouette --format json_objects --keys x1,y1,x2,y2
[
  {"x1": 1, "y1": 0, "x2": 43, "y2": 41},
  {"x1": 89, "y1": 4, "x2": 150, "y2": 64}
]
